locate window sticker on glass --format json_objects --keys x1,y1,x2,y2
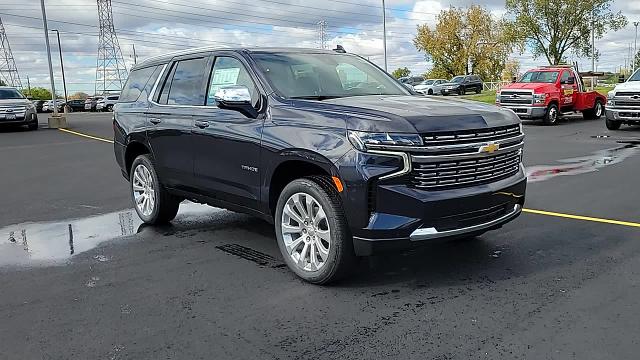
[{"x1": 210, "y1": 68, "x2": 240, "y2": 94}]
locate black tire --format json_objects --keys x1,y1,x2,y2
[
  {"x1": 130, "y1": 154, "x2": 180, "y2": 225},
  {"x1": 275, "y1": 176, "x2": 355, "y2": 284},
  {"x1": 475, "y1": 86, "x2": 482, "y2": 94},
  {"x1": 606, "y1": 118, "x2": 622, "y2": 130},
  {"x1": 428, "y1": 89, "x2": 433, "y2": 95},
  {"x1": 583, "y1": 100, "x2": 604, "y2": 120},
  {"x1": 27, "y1": 114, "x2": 38, "y2": 130},
  {"x1": 458, "y1": 87, "x2": 464, "y2": 96},
  {"x1": 106, "y1": 104, "x2": 114, "y2": 112},
  {"x1": 543, "y1": 103, "x2": 559, "y2": 125}
]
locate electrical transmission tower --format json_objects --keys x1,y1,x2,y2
[
  {"x1": 0, "y1": 17, "x2": 23, "y2": 89},
  {"x1": 95, "y1": 0, "x2": 128, "y2": 95},
  {"x1": 317, "y1": 20, "x2": 328, "y2": 49}
]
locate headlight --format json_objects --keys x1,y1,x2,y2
[
  {"x1": 533, "y1": 93, "x2": 548, "y2": 104},
  {"x1": 607, "y1": 91, "x2": 615, "y2": 106},
  {"x1": 495, "y1": 91, "x2": 501, "y2": 103},
  {"x1": 347, "y1": 131, "x2": 423, "y2": 151}
]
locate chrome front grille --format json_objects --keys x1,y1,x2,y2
[
  {"x1": 499, "y1": 90, "x2": 533, "y2": 106},
  {"x1": 409, "y1": 148, "x2": 522, "y2": 190},
  {"x1": 422, "y1": 124, "x2": 521, "y2": 147},
  {"x1": 0, "y1": 106, "x2": 26, "y2": 112}
]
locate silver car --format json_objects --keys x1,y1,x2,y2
[
  {"x1": 0, "y1": 87, "x2": 38, "y2": 130},
  {"x1": 413, "y1": 79, "x2": 448, "y2": 95}
]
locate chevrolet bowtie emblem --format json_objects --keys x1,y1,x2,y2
[{"x1": 479, "y1": 143, "x2": 500, "y2": 153}]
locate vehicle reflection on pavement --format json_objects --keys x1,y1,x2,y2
[{"x1": 0, "y1": 202, "x2": 217, "y2": 267}]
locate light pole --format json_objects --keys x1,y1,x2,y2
[
  {"x1": 40, "y1": 0, "x2": 66, "y2": 127},
  {"x1": 634, "y1": 22, "x2": 638, "y2": 72},
  {"x1": 382, "y1": 0, "x2": 388, "y2": 72},
  {"x1": 50, "y1": 29, "x2": 68, "y2": 112}
]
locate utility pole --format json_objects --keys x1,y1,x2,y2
[
  {"x1": 40, "y1": 0, "x2": 65, "y2": 127},
  {"x1": 591, "y1": 9, "x2": 595, "y2": 90},
  {"x1": 50, "y1": 29, "x2": 68, "y2": 112},
  {"x1": 26, "y1": 75, "x2": 30, "y2": 97},
  {"x1": 381, "y1": 0, "x2": 388, "y2": 72},
  {"x1": 132, "y1": 43, "x2": 137, "y2": 65},
  {"x1": 634, "y1": 22, "x2": 639, "y2": 72}
]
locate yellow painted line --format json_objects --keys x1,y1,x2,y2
[
  {"x1": 58, "y1": 128, "x2": 114, "y2": 144},
  {"x1": 523, "y1": 208, "x2": 640, "y2": 228}
]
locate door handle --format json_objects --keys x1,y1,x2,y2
[
  {"x1": 194, "y1": 120, "x2": 210, "y2": 129},
  {"x1": 149, "y1": 118, "x2": 161, "y2": 125}
]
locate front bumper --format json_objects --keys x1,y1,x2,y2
[
  {"x1": 441, "y1": 87, "x2": 460, "y2": 95},
  {"x1": 606, "y1": 108, "x2": 640, "y2": 123},
  {"x1": 498, "y1": 104, "x2": 546, "y2": 119},
  {"x1": 0, "y1": 111, "x2": 34, "y2": 125}
]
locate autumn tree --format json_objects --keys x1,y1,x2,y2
[
  {"x1": 69, "y1": 92, "x2": 89, "y2": 100},
  {"x1": 502, "y1": 59, "x2": 521, "y2": 81},
  {"x1": 506, "y1": 0, "x2": 626, "y2": 65},
  {"x1": 391, "y1": 67, "x2": 411, "y2": 79},
  {"x1": 414, "y1": 5, "x2": 517, "y2": 81}
]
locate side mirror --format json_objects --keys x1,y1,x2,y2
[{"x1": 214, "y1": 85, "x2": 258, "y2": 118}]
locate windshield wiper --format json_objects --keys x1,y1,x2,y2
[{"x1": 290, "y1": 95, "x2": 342, "y2": 101}]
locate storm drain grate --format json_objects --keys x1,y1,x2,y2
[{"x1": 216, "y1": 244, "x2": 285, "y2": 268}]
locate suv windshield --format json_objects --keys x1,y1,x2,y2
[
  {"x1": 251, "y1": 52, "x2": 408, "y2": 99},
  {"x1": 450, "y1": 76, "x2": 464, "y2": 83},
  {"x1": 0, "y1": 88, "x2": 24, "y2": 99},
  {"x1": 519, "y1": 71, "x2": 559, "y2": 83},
  {"x1": 629, "y1": 69, "x2": 640, "y2": 82}
]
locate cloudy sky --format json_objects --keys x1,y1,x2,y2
[{"x1": 1, "y1": 0, "x2": 638, "y2": 95}]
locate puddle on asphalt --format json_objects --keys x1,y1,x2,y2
[
  {"x1": 527, "y1": 144, "x2": 639, "y2": 183},
  {"x1": 0, "y1": 202, "x2": 219, "y2": 267}
]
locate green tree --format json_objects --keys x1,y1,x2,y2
[
  {"x1": 391, "y1": 67, "x2": 411, "y2": 78},
  {"x1": 506, "y1": 0, "x2": 627, "y2": 65},
  {"x1": 28, "y1": 87, "x2": 53, "y2": 100},
  {"x1": 414, "y1": 5, "x2": 517, "y2": 81}
]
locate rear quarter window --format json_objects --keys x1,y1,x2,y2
[{"x1": 119, "y1": 65, "x2": 161, "y2": 102}]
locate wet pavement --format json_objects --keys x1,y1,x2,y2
[{"x1": 1, "y1": 114, "x2": 640, "y2": 359}]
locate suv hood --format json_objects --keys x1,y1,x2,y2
[
  {"x1": 309, "y1": 95, "x2": 519, "y2": 133},
  {"x1": 0, "y1": 99, "x2": 31, "y2": 107},
  {"x1": 613, "y1": 81, "x2": 640, "y2": 92}
]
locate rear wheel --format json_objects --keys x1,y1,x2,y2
[
  {"x1": 475, "y1": 86, "x2": 482, "y2": 94},
  {"x1": 543, "y1": 103, "x2": 559, "y2": 125},
  {"x1": 275, "y1": 176, "x2": 355, "y2": 284},
  {"x1": 427, "y1": 89, "x2": 433, "y2": 95},
  {"x1": 130, "y1": 154, "x2": 180, "y2": 224},
  {"x1": 583, "y1": 100, "x2": 604, "y2": 120},
  {"x1": 106, "y1": 104, "x2": 114, "y2": 112},
  {"x1": 606, "y1": 118, "x2": 622, "y2": 130}
]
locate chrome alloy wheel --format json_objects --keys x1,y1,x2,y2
[
  {"x1": 132, "y1": 164, "x2": 156, "y2": 217},
  {"x1": 281, "y1": 192, "x2": 331, "y2": 272},
  {"x1": 595, "y1": 102, "x2": 603, "y2": 117},
  {"x1": 548, "y1": 106, "x2": 558, "y2": 123}
]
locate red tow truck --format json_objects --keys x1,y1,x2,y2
[{"x1": 496, "y1": 65, "x2": 606, "y2": 125}]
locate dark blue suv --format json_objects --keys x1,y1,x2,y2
[{"x1": 114, "y1": 47, "x2": 526, "y2": 284}]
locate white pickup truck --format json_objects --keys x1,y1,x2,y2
[{"x1": 606, "y1": 68, "x2": 640, "y2": 130}]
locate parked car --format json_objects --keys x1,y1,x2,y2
[
  {"x1": 0, "y1": 86, "x2": 38, "y2": 130},
  {"x1": 65, "y1": 99, "x2": 86, "y2": 112},
  {"x1": 441, "y1": 75, "x2": 483, "y2": 95},
  {"x1": 605, "y1": 67, "x2": 640, "y2": 130},
  {"x1": 97, "y1": 95, "x2": 119, "y2": 112},
  {"x1": 398, "y1": 76, "x2": 425, "y2": 86},
  {"x1": 114, "y1": 47, "x2": 526, "y2": 284},
  {"x1": 85, "y1": 97, "x2": 103, "y2": 111},
  {"x1": 496, "y1": 65, "x2": 606, "y2": 125},
  {"x1": 31, "y1": 100, "x2": 45, "y2": 113},
  {"x1": 414, "y1": 79, "x2": 448, "y2": 95},
  {"x1": 42, "y1": 99, "x2": 65, "y2": 113}
]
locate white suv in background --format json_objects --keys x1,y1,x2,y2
[{"x1": 96, "y1": 95, "x2": 120, "y2": 112}]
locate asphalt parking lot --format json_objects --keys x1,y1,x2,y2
[{"x1": 2, "y1": 111, "x2": 640, "y2": 359}]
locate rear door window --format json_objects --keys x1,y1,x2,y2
[{"x1": 160, "y1": 57, "x2": 207, "y2": 106}]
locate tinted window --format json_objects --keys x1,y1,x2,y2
[
  {"x1": 519, "y1": 71, "x2": 559, "y2": 83},
  {"x1": 207, "y1": 56, "x2": 258, "y2": 106},
  {"x1": 166, "y1": 58, "x2": 207, "y2": 106},
  {"x1": 451, "y1": 76, "x2": 464, "y2": 83},
  {"x1": 108, "y1": 96, "x2": 119, "y2": 101},
  {"x1": 560, "y1": 71, "x2": 570, "y2": 83},
  {"x1": 119, "y1": 65, "x2": 160, "y2": 102},
  {"x1": 0, "y1": 88, "x2": 24, "y2": 99}
]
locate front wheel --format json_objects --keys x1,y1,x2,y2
[
  {"x1": 130, "y1": 154, "x2": 180, "y2": 224},
  {"x1": 428, "y1": 89, "x2": 433, "y2": 95},
  {"x1": 275, "y1": 176, "x2": 355, "y2": 284},
  {"x1": 606, "y1": 118, "x2": 622, "y2": 130},
  {"x1": 543, "y1": 103, "x2": 559, "y2": 125},
  {"x1": 106, "y1": 104, "x2": 114, "y2": 112}
]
